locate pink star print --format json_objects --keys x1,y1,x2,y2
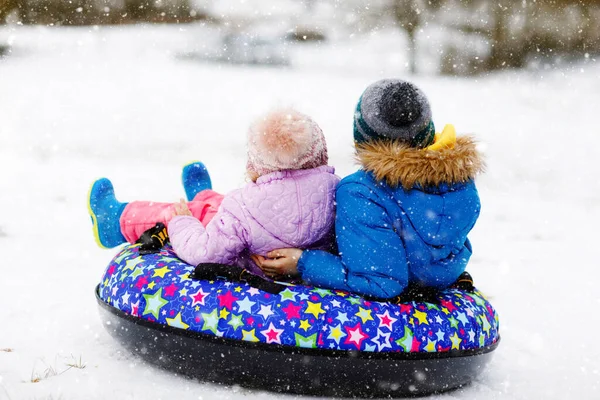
[
  {"x1": 261, "y1": 323, "x2": 283, "y2": 344},
  {"x1": 217, "y1": 291, "x2": 239, "y2": 310},
  {"x1": 281, "y1": 303, "x2": 302, "y2": 319},
  {"x1": 343, "y1": 323, "x2": 368, "y2": 350}
]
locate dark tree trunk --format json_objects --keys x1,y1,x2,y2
[
  {"x1": 0, "y1": 0, "x2": 19, "y2": 22},
  {"x1": 488, "y1": 0, "x2": 510, "y2": 70},
  {"x1": 579, "y1": 4, "x2": 594, "y2": 52},
  {"x1": 407, "y1": 26, "x2": 417, "y2": 74},
  {"x1": 393, "y1": 0, "x2": 421, "y2": 74}
]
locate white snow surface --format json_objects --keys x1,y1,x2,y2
[{"x1": 1, "y1": 24, "x2": 600, "y2": 400}]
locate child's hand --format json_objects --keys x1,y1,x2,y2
[
  {"x1": 172, "y1": 198, "x2": 193, "y2": 217},
  {"x1": 258, "y1": 248, "x2": 303, "y2": 278},
  {"x1": 250, "y1": 254, "x2": 266, "y2": 267}
]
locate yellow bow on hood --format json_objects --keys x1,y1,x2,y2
[{"x1": 426, "y1": 124, "x2": 456, "y2": 151}]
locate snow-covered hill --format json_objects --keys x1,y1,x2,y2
[{"x1": 0, "y1": 24, "x2": 599, "y2": 400}]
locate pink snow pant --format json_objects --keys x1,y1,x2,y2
[{"x1": 119, "y1": 190, "x2": 224, "y2": 244}]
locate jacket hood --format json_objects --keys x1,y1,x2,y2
[
  {"x1": 355, "y1": 135, "x2": 484, "y2": 190},
  {"x1": 392, "y1": 182, "x2": 480, "y2": 253},
  {"x1": 238, "y1": 164, "x2": 339, "y2": 251}
]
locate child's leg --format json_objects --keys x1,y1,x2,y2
[
  {"x1": 188, "y1": 189, "x2": 224, "y2": 225},
  {"x1": 120, "y1": 190, "x2": 225, "y2": 243},
  {"x1": 120, "y1": 201, "x2": 174, "y2": 244}
]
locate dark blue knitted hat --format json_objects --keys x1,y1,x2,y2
[{"x1": 353, "y1": 79, "x2": 435, "y2": 148}]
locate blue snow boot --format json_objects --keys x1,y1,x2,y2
[
  {"x1": 182, "y1": 161, "x2": 212, "y2": 201},
  {"x1": 88, "y1": 178, "x2": 128, "y2": 249}
]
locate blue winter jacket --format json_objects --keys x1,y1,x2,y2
[{"x1": 297, "y1": 136, "x2": 483, "y2": 299}]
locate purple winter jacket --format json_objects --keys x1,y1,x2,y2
[{"x1": 167, "y1": 165, "x2": 340, "y2": 274}]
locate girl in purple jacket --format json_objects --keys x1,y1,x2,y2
[{"x1": 88, "y1": 109, "x2": 340, "y2": 275}]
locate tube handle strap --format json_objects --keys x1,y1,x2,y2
[{"x1": 191, "y1": 263, "x2": 286, "y2": 295}]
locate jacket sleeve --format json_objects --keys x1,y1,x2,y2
[
  {"x1": 410, "y1": 239, "x2": 472, "y2": 288},
  {"x1": 167, "y1": 200, "x2": 248, "y2": 266},
  {"x1": 298, "y1": 182, "x2": 409, "y2": 299},
  {"x1": 408, "y1": 182, "x2": 479, "y2": 288}
]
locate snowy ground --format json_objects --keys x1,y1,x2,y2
[{"x1": 1, "y1": 24, "x2": 599, "y2": 400}]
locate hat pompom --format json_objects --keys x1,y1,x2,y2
[
  {"x1": 248, "y1": 109, "x2": 327, "y2": 176},
  {"x1": 380, "y1": 82, "x2": 422, "y2": 127}
]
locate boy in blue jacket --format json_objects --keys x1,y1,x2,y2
[{"x1": 257, "y1": 79, "x2": 484, "y2": 299}]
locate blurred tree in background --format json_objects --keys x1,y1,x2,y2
[
  {"x1": 1, "y1": 0, "x2": 598, "y2": 74},
  {"x1": 337, "y1": 0, "x2": 599, "y2": 74},
  {"x1": 391, "y1": 0, "x2": 421, "y2": 74},
  {"x1": 123, "y1": 0, "x2": 193, "y2": 22},
  {"x1": 452, "y1": 0, "x2": 600, "y2": 74},
  {"x1": 0, "y1": 0, "x2": 203, "y2": 25},
  {"x1": 0, "y1": 0, "x2": 22, "y2": 22}
]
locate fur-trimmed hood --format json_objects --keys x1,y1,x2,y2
[{"x1": 355, "y1": 135, "x2": 484, "y2": 190}]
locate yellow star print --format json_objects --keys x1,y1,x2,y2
[
  {"x1": 166, "y1": 312, "x2": 189, "y2": 330},
  {"x1": 355, "y1": 307, "x2": 374, "y2": 323},
  {"x1": 413, "y1": 310, "x2": 429, "y2": 325},
  {"x1": 450, "y1": 332, "x2": 462, "y2": 350},
  {"x1": 305, "y1": 301, "x2": 325, "y2": 319},
  {"x1": 328, "y1": 325, "x2": 346, "y2": 344},
  {"x1": 424, "y1": 339, "x2": 437, "y2": 352},
  {"x1": 152, "y1": 266, "x2": 172, "y2": 278},
  {"x1": 480, "y1": 314, "x2": 491, "y2": 335},
  {"x1": 299, "y1": 319, "x2": 311, "y2": 331},
  {"x1": 242, "y1": 329, "x2": 259, "y2": 342},
  {"x1": 219, "y1": 308, "x2": 230, "y2": 320}
]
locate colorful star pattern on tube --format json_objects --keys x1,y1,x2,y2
[
  {"x1": 261, "y1": 323, "x2": 284, "y2": 344},
  {"x1": 98, "y1": 244, "x2": 499, "y2": 353},
  {"x1": 166, "y1": 312, "x2": 189, "y2": 330}
]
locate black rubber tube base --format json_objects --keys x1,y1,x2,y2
[{"x1": 96, "y1": 287, "x2": 497, "y2": 398}]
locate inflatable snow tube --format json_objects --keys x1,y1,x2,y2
[{"x1": 96, "y1": 244, "x2": 499, "y2": 397}]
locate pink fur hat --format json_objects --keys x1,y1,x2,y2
[{"x1": 247, "y1": 109, "x2": 328, "y2": 177}]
